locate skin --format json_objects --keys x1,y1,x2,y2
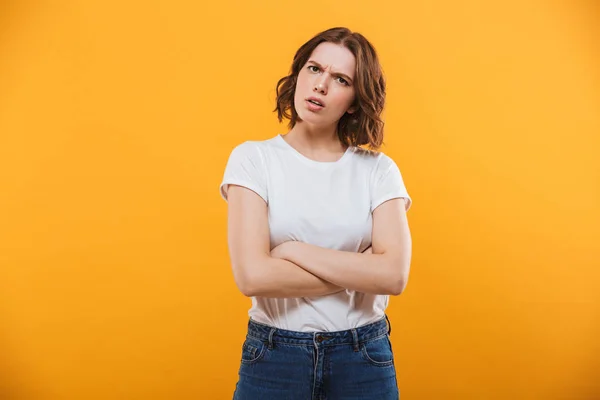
[
  {"x1": 226, "y1": 42, "x2": 412, "y2": 298},
  {"x1": 283, "y1": 41, "x2": 358, "y2": 161}
]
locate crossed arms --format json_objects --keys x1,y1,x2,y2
[{"x1": 226, "y1": 185, "x2": 412, "y2": 298}]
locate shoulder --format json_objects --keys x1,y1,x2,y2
[
  {"x1": 349, "y1": 146, "x2": 380, "y2": 161},
  {"x1": 374, "y1": 151, "x2": 398, "y2": 170},
  {"x1": 231, "y1": 135, "x2": 281, "y2": 154},
  {"x1": 348, "y1": 146, "x2": 396, "y2": 169},
  {"x1": 227, "y1": 137, "x2": 277, "y2": 164},
  {"x1": 230, "y1": 139, "x2": 265, "y2": 155}
]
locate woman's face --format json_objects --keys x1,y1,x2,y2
[{"x1": 294, "y1": 42, "x2": 357, "y2": 128}]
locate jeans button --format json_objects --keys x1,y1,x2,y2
[{"x1": 316, "y1": 336, "x2": 324, "y2": 343}]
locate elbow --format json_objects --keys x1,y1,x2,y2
[
  {"x1": 232, "y1": 263, "x2": 258, "y2": 297},
  {"x1": 236, "y1": 272, "x2": 261, "y2": 297},
  {"x1": 378, "y1": 252, "x2": 410, "y2": 295},
  {"x1": 233, "y1": 259, "x2": 268, "y2": 297},
  {"x1": 386, "y1": 263, "x2": 408, "y2": 296},
  {"x1": 237, "y1": 279, "x2": 256, "y2": 297},
  {"x1": 387, "y1": 278, "x2": 406, "y2": 296}
]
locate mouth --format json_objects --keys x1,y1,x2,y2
[{"x1": 306, "y1": 97, "x2": 325, "y2": 107}]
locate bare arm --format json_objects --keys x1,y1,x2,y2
[
  {"x1": 226, "y1": 184, "x2": 345, "y2": 298},
  {"x1": 276, "y1": 198, "x2": 412, "y2": 295}
]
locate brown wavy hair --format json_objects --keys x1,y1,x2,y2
[{"x1": 274, "y1": 27, "x2": 386, "y2": 150}]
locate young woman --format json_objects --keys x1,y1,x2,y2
[{"x1": 220, "y1": 27, "x2": 413, "y2": 400}]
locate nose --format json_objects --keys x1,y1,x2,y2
[{"x1": 313, "y1": 79, "x2": 327, "y2": 95}]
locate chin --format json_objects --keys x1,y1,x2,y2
[
  {"x1": 296, "y1": 108, "x2": 332, "y2": 126},
  {"x1": 297, "y1": 115, "x2": 329, "y2": 128}
]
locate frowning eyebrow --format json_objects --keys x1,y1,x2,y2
[{"x1": 307, "y1": 60, "x2": 353, "y2": 83}]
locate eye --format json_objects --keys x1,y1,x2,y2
[
  {"x1": 337, "y1": 77, "x2": 349, "y2": 86},
  {"x1": 308, "y1": 65, "x2": 320, "y2": 73}
]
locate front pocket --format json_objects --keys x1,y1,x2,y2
[
  {"x1": 360, "y1": 335, "x2": 394, "y2": 367},
  {"x1": 240, "y1": 336, "x2": 267, "y2": 365}
]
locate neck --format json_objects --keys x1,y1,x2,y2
[{"x1": 285, "y1": 122, "x2": 347, "y2": 153}]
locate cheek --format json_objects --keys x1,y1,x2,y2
[
  {"x1": 294, "y1": 75, "x2": 306, "y2": 99},
  {"x1": 331, "y1": 91, "x2": 355, "y2": 111},
  {"x1": 296, "y1": 71, "x2": 308, "y2": 89}
]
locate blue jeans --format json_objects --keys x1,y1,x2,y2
[{"x1": 233, "y1": 316, "x2": 399, "y2": 399}]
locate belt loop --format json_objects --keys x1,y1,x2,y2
[
  {"x1": 351, "y1": 328, "x2": 359, "y2": 352},
  {"x1": 385, "y1": 314, "x2": 392, "y2": 336},
  {"x1": 267, "y1": 328, "x2": 276, "y2": 350}
]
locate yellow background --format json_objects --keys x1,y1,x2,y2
[{"x1": 1, "y1": 1, "x2": 599, "y2": 399}]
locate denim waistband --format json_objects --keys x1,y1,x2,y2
[{"x1": 246, "y1": 316, "x2": 391, "y2": 349}]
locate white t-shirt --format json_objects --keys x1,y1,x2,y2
[{"x1": 220, "y1": 134, "x2": 412, "y2": 332}]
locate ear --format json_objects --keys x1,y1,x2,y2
[{"x1": 346, "y1": 105, "x2": 358, "y2": 114}]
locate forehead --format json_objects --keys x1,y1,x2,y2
[{"x1": 308, "y1": 42, "x2": 356, "y2": 77}]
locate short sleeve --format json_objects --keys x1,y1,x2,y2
[
  {"x1": 219, "y1": 141, "x2": 268, "y2": 204},
  {"x1": 370, "y1": 153, "x2": 412, "y2": 213}
]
